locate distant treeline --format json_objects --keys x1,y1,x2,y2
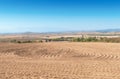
[
  {"x1": 72, "y1": 37, "x2": 120, "y2": 43},
  {"x1": 1, "y1": 37, "x2": 120, "y2": 43},
  {"x1": 51, "y1": 37, "x2": 120, "y2": 43}
]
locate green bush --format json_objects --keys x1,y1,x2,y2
[{"x1": 72, "y1": 37, "x2": 98, "y2": 42}]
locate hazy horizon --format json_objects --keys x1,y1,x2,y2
[{"x1": 0, "y1": 0, "x2": 120, "y2": 33}]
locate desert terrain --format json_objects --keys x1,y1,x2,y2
[{"x1": 0, "y1": 42, "x2": 120, "y2": 79}]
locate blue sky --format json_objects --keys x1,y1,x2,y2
[{"x1": 0, "y1": 0, "x2": 120, "y2": 33}]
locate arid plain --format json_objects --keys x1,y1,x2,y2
[{"x1": 0, "y1": 42, "x2": 120, "y2": 79}]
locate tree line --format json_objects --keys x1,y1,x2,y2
[{"x1": 1, "y1": 37, "x2": 120, "y2": 43}]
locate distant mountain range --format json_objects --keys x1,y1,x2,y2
[
  {"x1": 96, "y1": 29, "x2": 120, "y2": 33},
  {"x1": 0, "y1": 29, "x2": 120, "y2": 35}
]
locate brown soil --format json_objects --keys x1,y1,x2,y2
[{"x1": 0, "y1": 42, "x2": 120, "y2": 79}]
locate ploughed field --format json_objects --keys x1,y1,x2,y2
[{"x1": 0, "y1": 42, "x2": 120, "y2": 79}]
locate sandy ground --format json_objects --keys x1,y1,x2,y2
[{"x1": 0, "y1": 42, "x2": 120, "y2": 79}]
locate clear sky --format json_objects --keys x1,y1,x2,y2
[{"x1": 0, "y1": 0, "x2": 120, "y2": 33}]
